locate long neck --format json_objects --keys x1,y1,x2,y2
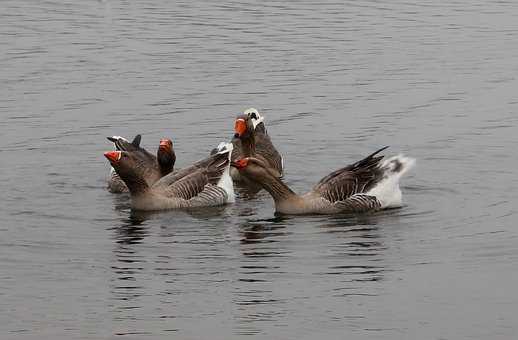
[
  {"x1": 258, "y1": 174, "x2": 298, "y2": 203},
  {"x1": 119, "y1": 171, "x2": 150, "y2": 196},
  {"x1": 254, "y1": 122, "x2": 266, "y2": 134},
  {"x1": 157, "y1": 150, "x2": 175, "y2": 176},
  {"x1": 240, "y1": 133, "x2": 256, "y2": 157}
]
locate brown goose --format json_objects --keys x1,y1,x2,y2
[
  {"x1": 106, "y1": 135, "x2": 176, "y2": 193},
  {"x1": 231, "y1": 108, "x2": 284, "y2": 181},
  {"x1": 231, "y1": 147, "x2": 415, "y2": 215},
  {"x1": 104, "y1": 142, "x2": 235, "y2": 210}
]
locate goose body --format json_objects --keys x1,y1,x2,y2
[
  {"x1": 105, "y1": 142, "x2": 235, "y2": 211},
  {"x1": 231, "y1": 108, "x2": 284, "y2": 182},
  {"x1": 231, "y1": 147, "x2": 415, "y2": 215},
  {"x1": 106, "y1": 135, "x2": 175, "y2": 193}
]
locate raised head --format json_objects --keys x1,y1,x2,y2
[
  {"x1": 157, "y1": 138, "x2": 175, "y2": 174},
  {"x1": 104, "y1": 151, "x2": 149, "y2": 194},
  {"x1": 107, "y1": 134, "x2": 142, "y2": 151},
  {"x1": 159, "y1": 138, "x2": 172, "y2": 152},
  {"x1": 234, "y1": 108, "x2": 265, "y2": 138},
  {"x1": 234, "y1": 115, "x2": 252, "y2": 139},
  {"x1": 243, "y1": 108, "x2": 264, "y2": 130}
]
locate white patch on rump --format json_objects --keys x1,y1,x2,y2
[
  {"x1": 366, "y1": 154, "x2": 416, "y2": 208},
  {"x1": 215, "y1": 142, "x2": 235, "y2": 203}
]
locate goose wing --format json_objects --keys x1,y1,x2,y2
[
  {"x1": 153, "y1": 151, "x2": 223, "y2": 188},
  {"x1": 231, "y1": 136, "x2": 244, "y2": 162},
  {"x1": 255, "y1": 133, "x2": 284, "y2": 175},
  {"x1": 159, "y1": 151, "x2": 230, "y2": 206},
  {"x1": 107, "y1": 168, "x2": 128, "y2": 193},
  {"x1": 311, "y1": 146, "x2": 388, "y2": 204}
]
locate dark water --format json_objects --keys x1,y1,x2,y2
[{"x1": 1, "y1": 1, "x2": 517, "y2": 339}]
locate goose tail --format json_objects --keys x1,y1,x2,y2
[
  {"x1": 215, "y1": 142, "x2": 235, "y2": 203},
  {"x1": 367, "y1": 154, "x2": 416, "y2": 208}
]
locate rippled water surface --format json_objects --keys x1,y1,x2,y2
[{"x1": 2, "y1": 1, "x2": 518, "y2": 339}]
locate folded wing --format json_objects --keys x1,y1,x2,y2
[{"x1": 311, "y1": 146, "x2": 389, "y2": 204}]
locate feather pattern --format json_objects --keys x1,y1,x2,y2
[
  {"x1": 330, "y1": 194, "x2": 382, "y2": 213},
  {"x1": 160, "y1": 150, "x2": 228, "y2": 199},
  {"x1": 231, "y1": 109, "x2": 284, "y2": 179},
  {"x1": 126, "y1": 142, "x2": 235, "y2": 211},
  {"x1": 234, "y1": 147, "x2": 413, "y2": 215},
  {"x1": 312, "y1": 146, "x2": 388, "y2": 203},
  {"x1": 255, "y1": 131, "x2": 284, "y2": 174},
  {"x1": 106, "y1": 134, "x2": 175, "y2": 193}
]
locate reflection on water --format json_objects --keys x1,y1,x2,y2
[
  {"x1": 234, "y1": 218, "x2": 291, "y2": 336},
  {"x1": 109, "y1": 213, "x2": 150, "y2": 336},
  {"x1": 232, "y1": 214, "x2": 387, "y2": 336},
  {"x1": 239, "y1": 217, "x2": 290, "y2": 245}
]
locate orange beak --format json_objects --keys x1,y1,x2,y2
[
  {"x1": 231, "y1": 158, "x2": 248, "y2": 169},
  {"x1": 159, "y1": 139, "x2": 172, "y2": 151},
  {"x1": 234, "y1": 118, "x2": 247, "y2": 137},
  {"x1": 104, "y1": 151, "x2": 121, "y2": 163}
]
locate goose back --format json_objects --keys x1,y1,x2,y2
[{"x1": 311, "y1": 146, "x2": 388, "y2": 204}]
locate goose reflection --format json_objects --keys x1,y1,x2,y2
[
  {"x1": 107, "y1": 212, "x2": 151, "y2": 329},
  {"x1": 233, "y1": 216, "x2": 292, "y2": 335},
  {"x1": 232, "y1": 212, "x2": 394, "y2": 333},
  {"x1": 314, "y1": 212, "x2": 391, "y2": 298},
  {"x1": 239, "y1": 216, "x2": 290, "y2": 245},
  {"x1": 113, "y1": 195, "x2": 231, "y2": 223}
]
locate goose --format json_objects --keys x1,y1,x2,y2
[
  {"x1": 104, "y1": 142, "x2": 235, "y2": 210},
  {"x1": 106, "y1": 135, "x2": 175, "y2": 193},
  {"x1": 231, "y1": 108, "x2": 284, "y2": 182},
  {"x1": 231, "y1": 146, "x2": 415, "y2": 215}
]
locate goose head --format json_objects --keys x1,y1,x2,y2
[
  {"x1": 107, "y1": 134, "x2": 142, "y2": 151},
  {"x1": 234, "y1": 115, "x2": 253, "y2": 138},
  {"x1": 157, "y1": 138, "x2": 176, "y2": 173},
  {"x1": 234, "y1": 108, "x2": 265, "y2": 138},
  {"x1": 231, "y1": 157, "x2": 279, "y2": 182},
  {"x1": 104, "y1": 150, "x2": 148, "y2": 187},
  {"x1": 244, "y1": 108, "x2": 264, "y2": 130}
]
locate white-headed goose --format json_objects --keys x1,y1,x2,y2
[
  {"x1": 231, "y1": 146, "x2": 415, "y2": 215},
  {"x1": 106, "y1": 135, "x2": 175, "y2": 193},
  {"x1": 231, "y1": 108, "x2": 284, "y2": 181},
  {"x1": 104, "y1": 143, "x2": 235, "y2": 210}
]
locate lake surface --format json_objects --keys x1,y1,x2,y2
[{"x1": 1, "y1": 0, "x2": 517, "y2": 339}]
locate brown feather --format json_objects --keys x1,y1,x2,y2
[{"x1": 312, "y1": 147, "x2": 389, "y2": 203}]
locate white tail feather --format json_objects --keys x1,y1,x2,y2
[
  {"x1": 366, "y1": 155, "x2": 416, "y2": 208},
  {"x1": 216, "y1": 141, "x2": 233, "y2": 154},
  {"x1": 215, "y1": 142, "x2": 235, "y2": 203}
]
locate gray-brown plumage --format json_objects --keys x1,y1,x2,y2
[
  {"x1": 104, "y1": 143, "x2": 235, "y2": 210},
  {"x1": 106, "y1": 135, "x2": 175, "y2": 193},
  {"x1": 231, "y1": 147, "x2": 415, "y2": 215},
  {"x1": 231, "y1": 108, "x2": 284, "y2": 184}
]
